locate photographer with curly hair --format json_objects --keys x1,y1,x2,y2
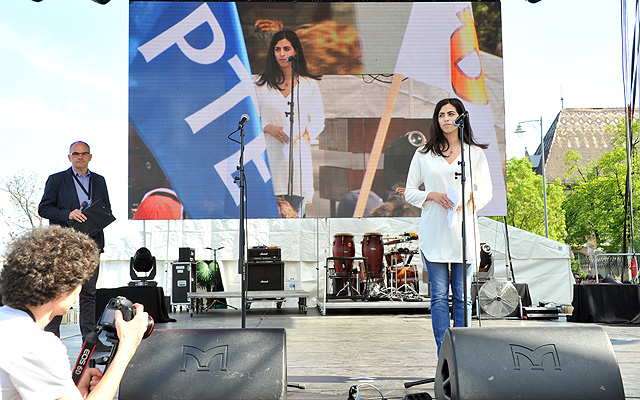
[{"x1": 0, "y1": 226, "x2": 149, "y2": 400}]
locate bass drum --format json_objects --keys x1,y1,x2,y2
[
  {"x1": 385, "y1": 251, "x2": 403, "y2": 266},
  {"x1": 332, "y1": 233, "x2": 355, "y2": 277},
  {"x1": 362, "y1": 233, "x2": 384, "y2": 278},
  {"x1": 388, "y1": 265, "x2": 418, "y2": 288}
]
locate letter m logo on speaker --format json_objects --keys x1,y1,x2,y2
[
  {"x1": 510, "y1": 344, "x2": 561, "y2": 371},
  {"x1": 180, "y1": 345, "x2": 228, "y2": 372}
]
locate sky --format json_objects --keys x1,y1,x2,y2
[{"x1": 0, "y1": 0, "x2": 629, "y2": 243}]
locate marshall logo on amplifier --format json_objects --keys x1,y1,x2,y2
[
  {"x1": 119, "y1": 329, "x2": 286, "y2": 400},
  {"x1": 248, "y1": 246, "x2": 281, "y2": 262}
]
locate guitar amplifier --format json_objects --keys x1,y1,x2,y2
[
  {"x1": 247, "y1": 262, "x2": 284, "y2": 291},
  {"x1": 248, "y1": 247, "x2": 281, "y2": 263},
  {"x1": 178, "y1": 247, "x2": 195, "y2": 262}
]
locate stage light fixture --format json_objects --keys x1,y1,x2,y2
[{"x1": 129, "y1": 247, "x2": 157, "y2": 286}]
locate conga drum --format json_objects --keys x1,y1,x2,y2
[
  {"x1": 362, "y1": 233, "x2": 384, "y2": 278},
  {"x1": 333, "y1": 233, "x2": 355, "y2": 277}
]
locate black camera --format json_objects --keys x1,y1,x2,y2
[{"x1": 98, "y1": 296, "x2": 154, "y2": 340}]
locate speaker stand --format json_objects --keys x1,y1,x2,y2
[{"x1": 403, "y1": 377, "x2": 434, "y2": 389}]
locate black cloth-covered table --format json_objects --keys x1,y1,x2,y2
[
  {"x1": 471, "y1": 282, "x2": 532, "y2": 317},
  {"x1": 96, "y1": 286, "x2": 175, "y2": 323},
  {"x1": 569, "y1": 283, "x2": 640, "y2": 324}
]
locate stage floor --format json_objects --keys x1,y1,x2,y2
[{"x1": 61, "y1": 307, "x2": 640, "y2": 399}]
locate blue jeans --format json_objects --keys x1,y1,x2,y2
[{"x1": 424, "y1": 256, "x2": 473, "y2": 356}]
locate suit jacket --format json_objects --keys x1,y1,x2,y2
[{"x1": 38, "y1": 167, "x2": 111, "y2": 251}]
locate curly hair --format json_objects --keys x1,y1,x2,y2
[{"x1": 0, "y1": 225, "x2": 99, "y2": 308}]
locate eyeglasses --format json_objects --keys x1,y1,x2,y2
[{"x1": 70, "y1": 152, "x2": 90, "y2": 157}]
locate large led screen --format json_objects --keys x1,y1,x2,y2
[{"x1": 129, "y1": 2, "x2": 506, "y2": 220}]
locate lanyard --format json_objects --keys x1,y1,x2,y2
[{"x1": 72, "y1": 173, "x2": 92, "y2": 200}]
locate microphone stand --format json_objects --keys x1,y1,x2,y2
[
  {"x1": 455, "y1": 117, "x2": 470, "y2": 327},
  {"x1": 231, "y1": 124, "x2": 248, "y2": 328},
  {"x1": 285, "y1": 60, "x2": 296, "y2": 203}
]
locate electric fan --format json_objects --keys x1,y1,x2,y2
[{"x1": 477, "y1": 279, "x2": 519, "y2": 317}]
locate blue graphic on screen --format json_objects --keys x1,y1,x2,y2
[{"x1": 129, "y1": 2, "x2": 278, "y2": 219}]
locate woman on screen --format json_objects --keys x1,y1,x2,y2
[
  {"x1": 255, "y1": 30, "x2": 325, "y2": 218},
  {"x1": 404, "y1": 98, "x2": 493, "y2": 355}
]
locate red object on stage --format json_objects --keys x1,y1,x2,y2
[
  {"x1": 333, "y1": 234, "x2": 355, "y2": 277},
  {"x1": 388, "y1": 265, "x2": 418, "y2": 287},
  {"x1": 362, "y1": 233, "x2": 384, "y2": 278},
  {"x1": 630, "y1": 259, "x2": 637, "y2": 278},
  {"x1": 134, "y1": 188, "x2": 183, "y2": 220}
]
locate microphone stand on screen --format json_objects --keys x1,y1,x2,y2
[{"x1": 284, "y1": 55, "x2": 298, "y2": 213}]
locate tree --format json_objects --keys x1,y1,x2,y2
[
  {"x1": 563, "y1": 120, "x2": 639, "y2": 252},
  {"x1": 0, "y1": 170, "x2": 43, "y2": 238},
  {"x1": 502, "y1": 157, "x2": 567, "y2": 242}
]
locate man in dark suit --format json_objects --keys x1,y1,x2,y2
[{"x1": 38, "y1": 141, "x2": 112, "y2": 351}]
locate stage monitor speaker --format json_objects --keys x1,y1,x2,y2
[
  {"x1": 247, "y1": 262, "x2": 284, "y2": 291},
  {"x1": 119, "y1": 328, "x2": 286, "y2": 400},
  {"x1": 435, "y1": 326, "x2": 624, "y2": 400}
]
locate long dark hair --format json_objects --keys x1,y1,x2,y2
[
  {"x1": 420, "y1": 98, "x2": 487, "y2": 156},
  {"x1": 256, "y1": 30, "x2": 321, "y2": 90}
]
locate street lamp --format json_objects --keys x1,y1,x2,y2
[{"x1": 514, "y1": 117, "x2": 549, "y2": 238}]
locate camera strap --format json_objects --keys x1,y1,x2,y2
[{"x1": 72, "y1": 330, "x2": 99, "y2": 385}]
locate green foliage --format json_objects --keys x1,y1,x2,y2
[
  {"x1": 571, "y1": 258, "x2": 583, "y2": 277},
  {"x1": 502, "y1": 157, "x2": 567, "y2": 241},
  {"x1": 196, "y1": 260, "x2": 220, "y2": 290},
  {"x1": 472, "y1": 3, "x2": 502, "y2": 57},
  {"x1": 562, "y1": 119, "x2": 639, "y2": 252}
]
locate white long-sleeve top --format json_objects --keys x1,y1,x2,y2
[
  {"x1": 254, "y1": 77, "x2": 325, "y2": 199},
  {"x1": 404, "y1": 145, "x2": 493, "y2": 264}
]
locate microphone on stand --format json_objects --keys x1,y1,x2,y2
[
  {"x1": 452, "y1": 111, "x2": 469, "y2": 127},
  {"x1": 238, "y1": 114, "x2": 250, "y2": 129},
  {"x1": 286, "y1": 55, "x2": 297, "y2": 64}
]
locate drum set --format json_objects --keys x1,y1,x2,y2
[{"x1": 329, "y1": 232, "x2": 422, "y2": 301}]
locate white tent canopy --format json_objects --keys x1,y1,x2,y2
[
  {"x1": 80, "y1": 216, "x2": 573, "y2": 309},
  {"x1": 478, "y1": 217, "x2": 573, "y2": 306}
]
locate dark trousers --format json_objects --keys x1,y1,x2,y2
[{"x1": 45, "y1": 262, "x2": 99, "y2": 342}]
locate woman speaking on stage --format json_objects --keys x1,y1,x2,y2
[
  {"x1": 255, "y1": 30, "x2": 325, "y2": 218},
  {"x1": 404, "y1": 98, "x2": 493, "y2": 355}
]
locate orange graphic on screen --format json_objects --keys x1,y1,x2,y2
[{"x1": 450, "y1": 7, "x2": 488, "y2": 105}]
